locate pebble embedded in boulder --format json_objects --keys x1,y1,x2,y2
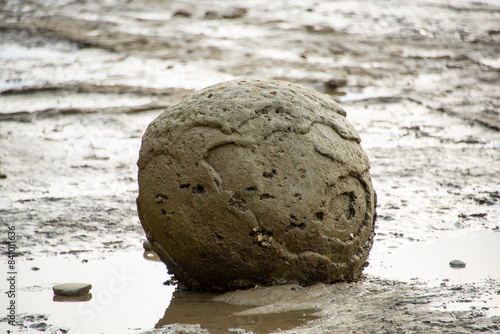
[
  {"x1": 137, "y1": 79, "x2": 376, "y2": 291},
  {"x1": 53, "y1": 283, "x2": 92, "y2": 296}
]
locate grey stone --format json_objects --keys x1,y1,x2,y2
[
  {"x1": 53, "y1": 283, "x2": 92, "y2": 296},
  {"x1": 29, "y1": 322, "x2": 48, "y2": 331},
  {"x1": 137, "y1": 79, "x2": 376, "y2": 291},
  {"x1": 172, "y1": 9, "x2": 192, "y2": 18},
  {"x1": 324, "y1": 77, "x2": 347, "y2": 90},
  {"x1": 204, "y1": 7, "x2": 247, "y2": 20},
  {"x1": 143, "y1": 239, "x2": 153, "y2": 251},
  {"x1": 449, "y1": 259, "x2": 466, "y2": 269}
]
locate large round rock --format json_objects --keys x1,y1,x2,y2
[{"x1": 137, "y1": 79, "x2": 376, "y2": 291}]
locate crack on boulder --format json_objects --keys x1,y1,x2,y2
[
  {"x1": 192, "y1": 119, "x2": 233, "y2": 135},
  {"x1": 204, "y1": 139, "x2": 255, "y2": 159},
  {"x1": 200, "y1": 159, "x2": 223, "y2": 190},
  {"x1": 286, "y1": 214, "x2": 307, "y2": 231},
  {"x1": 313, "y1": 142, "x2": 346, "y2": 166},
  {"x1": 301, "y1": 119, "x2": 361, "y2": 143}
]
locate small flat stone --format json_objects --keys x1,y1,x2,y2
[
  {"x1": 53, "y1": 283, "x2": 92, "y2": 296},
  {"x1": 449, "y1": 259, "x2": 466, "y2": 269}
]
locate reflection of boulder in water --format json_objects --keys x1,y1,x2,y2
[
  {"x1": 137, "y1": 79, "x2": 376, "y2": 291},
  {"x1": 155, "y1": 291, "x2": 317, "y2": 333}
]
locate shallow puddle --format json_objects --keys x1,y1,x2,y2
[
  {"x1": 366, "y1": 229, "x2": 500, "y2": 285},
  {"x1": 0, "y1": 251, "x2": 317, "y2": 333},
  {"x1": 1, "y1": 252, "x2": 174, "y2": 333},
  {"x1": 366, "y1": 229, "x2": 500, "y2": 315},
  {"x1": 5, "y1": 229, "x2": 498, "y2": 333},
  {"x1": 157, "y1": 291, "x2": 317, "y2": 334}
]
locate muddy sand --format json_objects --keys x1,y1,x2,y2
[{"x1": 0, "y1": 0, "x2": 499, "y2": 333}]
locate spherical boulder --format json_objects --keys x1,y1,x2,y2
[{"x1": 136, "y1": 79, "x2": 376, "y2": 291}]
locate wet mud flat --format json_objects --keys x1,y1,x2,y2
[{"x1": 0, "y1": 0, "x2": 499, "y2": 333}]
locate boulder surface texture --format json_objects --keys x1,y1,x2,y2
[{"x1": 137, "y1": 79, "x2": 376, "y2": 291}]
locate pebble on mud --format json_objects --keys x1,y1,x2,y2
[
  {"x1": 29, "y1": 323, "x2": 48, "y2": 331},
  {"x1": 449, "y1": 259, "x2": 466, "y2": 269},
  {"x1": 137, "y1": 79, "x2": 377, "y2": 291},
  {"x1": 143, "y1": 239, "x2": 153, "y2": 251},
  {"x1": 324, "y1": 77, "x2": 348, "y2": 90},
  {"x1": 53, "y1": 283, "x2": 92, "y2": 296},
  {"x1": 204, "y1": 7, "x2": 247, "y2": 20},
  {"x1": 172, "y1": 9, "x2": 193, "y2": 18}
]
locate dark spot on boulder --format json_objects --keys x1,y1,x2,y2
[
  {"x1": 245, "y1": 186, "x2": 258, "y2": 192},
  {"x1": 263, "y1": 168, "x2": 277, "y2": 178},
  {"x1": 155, "y1": 194, "x2": 168, "y2": 203},
  {"x1": 229, "y1": 195, "x2": 247, "y2": 212},
  {"x1": 192, "y1": 185, "x2": 205, "y2": 194}
]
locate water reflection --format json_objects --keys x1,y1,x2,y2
[
  {"x1": 366, "y1": 229, "x2": 500, "y2": 285},
  {"x1": 53, "y1": 294, "x2": 92, "y2": 302},
  {"x1": 156, "y1": 291, "x2": 317, "y2": 334}
]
